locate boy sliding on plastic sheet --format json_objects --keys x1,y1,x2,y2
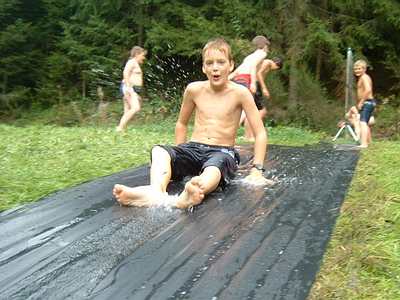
[
  {"x1": 113, "y1": 38, "x2": 272, "y2": 210},
  {"x1": 353, "y1": 59, "x2": 376, "y2": 148},
  {"x1": 116, "y1": 46, "x2": 147, "y2": 132}
]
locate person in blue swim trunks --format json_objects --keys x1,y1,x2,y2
[
  {"x1": 116, "y1": 46, "x2": 147, "y2": 132},
  {"x1": 354, "y1": 59, "x2": 376, "y2": 148}
]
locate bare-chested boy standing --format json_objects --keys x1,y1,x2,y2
[
  {"x1": 228, "y1": 36, "x2": 270, "y2": 140},
  {"x1": 229, "y1": 36, "x2": 270, "y2": 94},
  {"x1": 244, "y1": 57, "x2": 284, "y2": 140},
  {"x1": 116, "y1": 46, "x2": 147, "y2": 132},
  {"x1": 113, "y1": 38, "x2": 270, "y2": 209},
  {"x1": 353, "y1": 59, "x2": 376, "y2": 148}
]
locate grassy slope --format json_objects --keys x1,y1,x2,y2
[
  {"x1": 309, "y1": 141, "x2": 400, "y2": 300},
  {"x1": 1, "y1": 120, "x2": 399, "y2": 299},
  {"x1": 0, "y1": 122, "x2": 174, "y2": 210}
]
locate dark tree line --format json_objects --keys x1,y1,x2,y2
[{"x1": 1, "y1": 0, "x2": 399, "y2": 129}]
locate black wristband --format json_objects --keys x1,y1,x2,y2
[{"x1": 252, "y1": 164, "x2": 265, "y2": 172}]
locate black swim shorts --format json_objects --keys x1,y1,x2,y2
[
  {"x1": 133, "y1": 86, "x2": 143, "y2": 96},
  {"x1": 154, "y1": 142, "x2": 240, "y2": 188},
  {"x1": 253, "y1": 82, "x2": 267, "y2": 110}
]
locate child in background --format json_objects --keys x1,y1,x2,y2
[{"x1": 116, "y1": 46, "x2": 147, "y2": 132}]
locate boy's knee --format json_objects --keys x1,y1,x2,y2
[
  {"x1": 151, "y1": 146, "x2": 170, "y2": 159},
  {"x1": 369, "y1": 116, "x2": 375, "y2": 126},
  {"x1": 202, "y1": 165, "x2": 222, "y2": 179}
]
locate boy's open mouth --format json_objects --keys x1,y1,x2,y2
[{"x1": 212, "y1": 75, "x2": 220, "y2": 81}]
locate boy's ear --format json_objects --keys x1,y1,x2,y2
[
  {"x1": 202, "y1": 64, "x2": 206, "y2": 74},
  {"x1": 229, "y1": 61, "x2": 234, "y2": 72}
]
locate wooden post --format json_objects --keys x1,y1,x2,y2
[{"x1": 82, "y1": 72, "x2": 86, "y2": 98}]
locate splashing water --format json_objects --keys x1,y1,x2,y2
[
  {"x1": 153, "y1": 194, "x2": 179, "y2": 211},
  {"x1": 236, "y1": 177, "x2": 276, "y2": 187},
  {"x1": 144, "y1": 55, "x2": 203, "y2": 110}
]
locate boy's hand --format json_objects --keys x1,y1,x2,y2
[
  {"x1": 262, "y1": 88, "x2": 270, "y2": 98},
  {"x1": 244, "y1": 168, "x2": 275, "y2": 186},
  {"x1": 250, "y1": 83, "x2": 256, "y2": 94}
]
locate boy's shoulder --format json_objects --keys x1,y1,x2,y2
[
  {"x1": 125, "y1": 58, "x2": 138, "y2": 67},
  {"x1": 187, "y1": 80, "x2": 207, "y2": 90},
  {"x1": 359, "y1": 72, "x2": 372, "y2": 83},
  {"x1": 363, "y1": 73, "x2": 372, "y2": 80},
  {"x1": 244, "y1": 49, "x2": 267, "y2": 63},
  {"x1": 259, "y1": 59, "x2": 270, "y2": 69},
  {"x1": 253, "y1": 49, "x2": 267, "y2": 58},
  {"x1": 185, "y1": 81, "x2": 208, "y2": 95}
]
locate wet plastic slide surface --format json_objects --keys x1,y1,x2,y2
[{"x1": 0, "y1": 144, "x2": 359, "y2": 300}]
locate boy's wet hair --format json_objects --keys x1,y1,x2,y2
[
  {"x1": 252, "y1": 35, "x2": 270, "y2": 49},
  {"x1": 130, "y1": 46, "x2": 147, "y2": 58},
  {"x1": 202, "y1": 38, "x2": 233, "y2": 62},
  {"x1": 354, "y1": 59, "x2": 367, "y2": 69},
  {"x1": 272, "y1": 57, "x2": 283, "y2": 69}
]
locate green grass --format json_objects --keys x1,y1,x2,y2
[
  {"x1": 266, "y1": 125, "x2": 328, "y2": 146},
  {"x1": 309, "y1": 141, "x2": 400, "y2": 300},
  {"x1": 0, "y1": 120, "x2": 175, "y2": 210}
]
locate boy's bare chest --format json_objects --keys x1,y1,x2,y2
[
  {"x1": 195, "y1": 97, "x2": 238, "y2": 117},
  {"x1": 131, "y1": 66, "x2": 142, "y2": 75}
]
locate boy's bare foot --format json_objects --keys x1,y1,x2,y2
[
  {"x1": 113, "y1": 184, "x2": 163, "y2": 207},
  {"x1": 175, "y1": 177, "x2": 205, "y2": 209}
]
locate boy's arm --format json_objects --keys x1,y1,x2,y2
[
  {"x1": 175, "y1": 84, "x2": 195, "y2": 144},
  {"x1": 249, "y1": 64, "x2": 257, "y2": 94},
  {"x1": 256, "y1": 61, "x2": 270, "y2": 98},
  {"x1": 240, "y1": 90, "x2": 269, "y2": 183},
  {"x1": 250, "y1": 53, "x2": 266, "y2": 94}
]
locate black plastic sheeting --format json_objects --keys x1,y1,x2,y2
[{"x1": 0, "y1": 144, "x2": 359, "y2": 300}]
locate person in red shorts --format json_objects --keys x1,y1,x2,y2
[{"x1": 229, "y1": 36, "x2": 270, "y2": 140}]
